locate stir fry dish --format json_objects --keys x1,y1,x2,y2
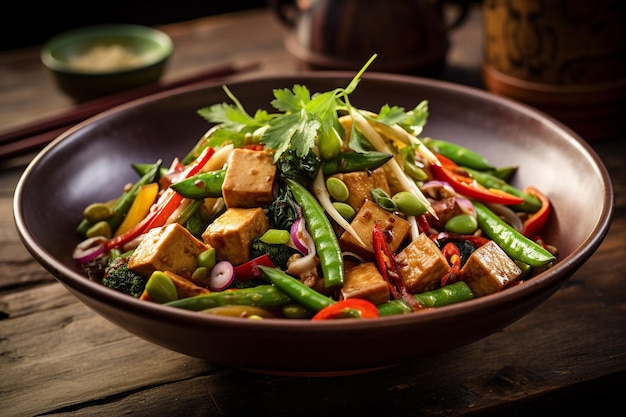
[{"x1": 74, "y1": 58, "x2": 557, "y2": 320}]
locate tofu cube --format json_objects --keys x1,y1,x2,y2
[
  {"x1": 221, "y1": 148, "x2": 276, "y2": 208},
  {"x1": 460, "y1": 240, "x2": 522, "y2": 297},
  {"x1": 332, "y1": 167, "x2": 390, "y2": 212},
  {"x1": 129, "y1": 222, "x2": 211, "y2": 278},
  {"x1": 202, "y1": 207, "x2": 269, "y2": 265},
  {"x1": 339, "y1": 200, "x2": 410, "y2": 259},
  {"x1": 394, "y1": 233, "x2": 450, "y2": 293},
  {"x1": 341, "y1": 262, "x2": 390, "y2": 305}
]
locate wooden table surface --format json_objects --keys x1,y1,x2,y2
[{"x1": 1, "y1": 7, "x2": 624, "y2": 417}]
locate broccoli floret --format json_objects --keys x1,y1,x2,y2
[
  {"x1": 102, "y1": 257, "x2": 148, "y2": 298},
  {"x1": 250, "y1": 237, "x2": 300, "y2": 270}
]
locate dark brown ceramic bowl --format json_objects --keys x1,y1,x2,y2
[{"x1": 14, "y1": 73, "x2": 614, "y2": 376}]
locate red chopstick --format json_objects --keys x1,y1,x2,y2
[{"x1": 0, "y1": 61, "x2": 259, "y2": 161}]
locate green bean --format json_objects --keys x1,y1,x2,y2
[
  {"x1": 286, "y1": 179, "x2": 345, "y2": 288},
  {"x1": 392, "y1": 191, "x2": 428, "y2": 216},
  {"x1": 170, "y1": 169, "x2": 226, "y2": 199},
  {"x1": 463, "y1": 167, "x2": 541, "y2": 212},
  {"x1": 424, "y1": 138, "x2": 494, "y2": 170},
  {"x1": 259, "y1": 266, "x2": 335, "y2": 312},
  {"x1": 321, "y1": 151, "x2": 393, "y2": 176},
  {"x1": 473, "y1": 201, "x2": 555, "y2": 267},
  {"x1": 132, "y1": 163, "x2": 168, "y2": 179},
  {"x1": 377, "y1": 281, "x2": 475, "y2": 316},
  {"x1": 76, "y1": 161, "x2": 161, "y2": 237},
  {"x1": 164, "y1": 285, "x2": 292, "y2": 311}
]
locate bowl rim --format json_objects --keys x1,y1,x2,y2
[
  {"x1": 40, "y1": 23, "x2": 173, "y2": 75},
  {"x1": 13, "y1": 71, "x2": 615, "y2": 333}
]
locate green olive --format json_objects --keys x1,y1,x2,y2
[
  {"x1": 392, "y1": 191, "x2": 428, "y2": 216},
  {"x1": 326, "y1": 177, "x2": 349, "y2": 202},
  {"x1": 445, "y1": 213, "x2": 478, "y2": 234}
]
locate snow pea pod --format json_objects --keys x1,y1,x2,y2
[
  {"x1": 463, "y1": 167, "x2": 541, "y2": 213},
  {"x1": 473, "y1": 201, "x2": 555, "y2": 267},
  {"x1": 286, "y1": 178, "x2": 345, "y2": 288},
  {"x1": 424, "y1": 138, "x2": 494, "y2": 171},
  {"x1": 321, "y1": 151, "x2": 392, "y2": 176},
  {"x1": 170, "y1": 169, "x2": 226, "y2": 199},
  {"x1": 377, "y1": 281, "x2": 475, "y2": 316},
  {"x1": 163, "y1": 285, "x2": 292, "y2": 311},
  {"x1": 259, "y1": 266, "x2": 335, "y2": 312}
]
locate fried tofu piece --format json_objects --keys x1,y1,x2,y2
[
  {"x1": 460, "y1": 240, "x2": 522, "y2": 297},
  {"x1": 340, "y1": 262, "x2": 390, "y2": 305},
  {"x1": 339, "y1": 200, "x2": 410, "y2": 259},
  {"x1": 202, "y1": 207, "x2": 269, "y2": 265},
  {"x1": 129, "y1": 223, "x2": 211, "y2": 278},
  {"x1": 394, "y1": 233, "x2": 450, "y2": 293},
  {"x1": 331, "y1": 167, "x2": 390, "y2": 212},
  {"x1": 221, "y1": 148, "x2": 276, "y2": 208}
]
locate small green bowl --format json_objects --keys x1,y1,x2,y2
[{"x1": 41, "y1": 24, "x2": 173, "y2": 102}]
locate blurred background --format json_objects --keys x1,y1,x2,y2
[{"x1": 1, "y1": 0, "x2": 267, "y2": 51}]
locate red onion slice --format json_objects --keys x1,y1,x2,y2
[
  {"x1": 208, "y1": 261, "x2": 235, "y2": 291},
  {"x1": 290, "y1": 217, "x2": 314, "y2": 255},
  {"x1": 73, "y1": 236, "x2": 107, "y2": 264}
]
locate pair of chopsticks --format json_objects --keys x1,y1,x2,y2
[{"x1": 0, "y1": 61, "x2": 259, "y2": 161}]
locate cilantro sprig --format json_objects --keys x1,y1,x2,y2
[{"x1": 196, "y1": 54, "x2": 429, "y2": 160}]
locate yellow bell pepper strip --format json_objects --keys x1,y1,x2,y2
[
  {"x1": 113, "y1": 182, "x2": 159, "y2": 237},
  {"x1": 430, "y1": 154, "x2": 524, "y2": 205},
  {"x1": 520, "y1": 186, "x2": 551, "y2": 238},
  {"x1": 105, "y1": 147, "x2": 215, "y2": 250},
  {"x1": 372, "y1": 224, "x2": 424, "y2": 311},
  {"x1": 312, "y1": 299, "x2": 379, "y2": 320},
  {"x1": 473, "y1": 201, "x2": 555, "y2": 267}
]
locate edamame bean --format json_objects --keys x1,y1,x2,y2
[
  {"x1": 332, "y1": 202, "x2": 356, "y2": 221},
  {"x1": 197, "y1": 248, "x2": 217, "y2": 269},
  {"x1": 83, "y1": 203, "x2": 113, "y2": 222},
  {"x1": 445, "y1": 213, "x2": 478, "y2": 234},
  {"x1": 86, "y1": 221, "x2": 112, "y2": 239},
  {"x1": 392, "y1": 191, "x2": 428, "y2": 216},
  {"x1": 146, "y1": 271, "x2": 178, "y2": 304},
  {"x1": 326, "y1": 177, "x2": 349, "y2": 202}
]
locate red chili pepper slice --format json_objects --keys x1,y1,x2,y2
[
  {"x1": 521, "y1": 186, "x2": 551, "y2": 238},
  {"x1": 233, "y1": 254, "x2": 276, "y2": 281},
  {"x1": 311, "y1": 298, "x2": 379, "y2": 320},
  {"x1": 440, "y1": 242, "x2": 461, "y2": 286},
  {"x1": 430, "y1": 154, "x2": 524, "y2": 205}
]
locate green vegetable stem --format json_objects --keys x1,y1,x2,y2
[
  {"x1": 259, "y1": 266, "x2": 335, "y2": 312},
  {"x1": 473, "y1": 201, "x2": 555, "y2": 267},
  {"x1": 286, "y1": 178, "x2": 345, "y2": 288},
  {"x1": 164, "y1": 285, "x2": 292, "y2": 311},
  {"x1": 377, "y1": 281, "x2": 475, "y2": 316}
]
